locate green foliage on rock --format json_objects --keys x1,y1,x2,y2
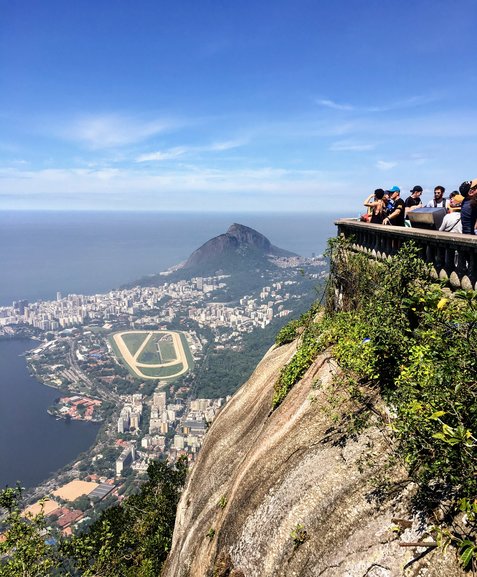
[
  {"x1": 61, "y1": 457, "x2": 187, "y2": 576},
  {"x1": 0, "y1": 458, "x2": 187, "y2": 577},
  {"x1": 272, "y1": 236, "x2": 477, "y2": 567},
  {"x1": 324, "y1": 238, "x2": 477, "y2": 566},
  {"x1": 0, "y1": 487, "x2": 58, "y2": 577},
  {"x1": 274, "y1": 304, "x2": 320, "y2": 347},
  {"x1": 272, "y1": 326, "x2": 320, "y2": 409}
]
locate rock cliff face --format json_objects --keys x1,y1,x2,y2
[
  {"x1": 162, "y1": 340, "x2": 464, "y2": 577},
  {"x1": 183, "y1": 223, "x2": 296, "y2": 270}
]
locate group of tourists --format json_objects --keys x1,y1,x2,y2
[{"x1": 362, "y1": 180, "x2": 477, "y2": 235}]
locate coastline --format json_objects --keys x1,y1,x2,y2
[{"x1": 0, "y1": 338, "x2": 102, "y2": 492}]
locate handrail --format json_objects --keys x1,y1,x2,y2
[{"x1": 335, "y1": 218, "x2": 477, "y2": 291}]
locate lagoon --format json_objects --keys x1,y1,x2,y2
[{"x1": 0, "y1": 339, "x2": 100, "y2": 489}]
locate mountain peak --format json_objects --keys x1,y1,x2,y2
[{"x1": 182, "y1": 223, "x2": 296, "y2": 271}]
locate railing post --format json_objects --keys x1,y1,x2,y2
[{"x1": 335, "y1": 219, "x2": 477, "y2": 292}]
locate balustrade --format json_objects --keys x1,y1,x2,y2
[{"x1": 335, "y1": 218, "x2": 477, "y2": 291}]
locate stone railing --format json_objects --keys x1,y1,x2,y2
[{"x1": 335, "y1": 218, "x2": 477, "y2": 290}]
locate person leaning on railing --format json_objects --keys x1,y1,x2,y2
[
  {"x1": 404, "y1": 185, "x2": 423, "y2": 215},
  {"x1": 363, "y1": 189, "x2": 387, "y2": 224},
  {"x1": 383, "y1": 187, "x2": 405, "y2": 226}
]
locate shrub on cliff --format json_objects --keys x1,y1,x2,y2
[
  {"x1": 0, "y1": 457, "x2": 187, "y2": 577},
  {"x1": 273, "y1": 237, "x2": 477, "y2": 568}
]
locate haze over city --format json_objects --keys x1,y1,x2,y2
[{"x1": 2, "y1": 0, "x2": 477, "y2": 213}]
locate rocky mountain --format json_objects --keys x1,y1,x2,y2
[
  {"x1": 181, "y1": 223, "x2": 297, "y2": 272},
  {"x1": 162, "y1": 337, "x2": 464, "y2": 577}
]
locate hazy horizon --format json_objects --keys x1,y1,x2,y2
[{"x1": 0, "y1": 211, "x2": 339, "y2": 306}]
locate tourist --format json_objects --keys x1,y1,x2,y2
[
  {"x1": 383, "y1": 187, "x2": 405, "y2": 226},
  {"x1": 439, "y1": 194, "x2": 464, "y2": 233},
  {"x1": 426, "y1": 185, "x2": 446, "y2": 208},
  {"x1": 446, "y1": 191, "x2": 459, "y2": 210},
  {"x1": 384, "y1": 189, "x2": 394, "y2": 214},
  {"x1": 363, "y1": 189, "x2": 386, "y2": 223},
  {"x1": 460, "y1": 180, "x2": 477, "y2": 235},
  {"x1": 369, "y1": 189, "x2": 386, "y2": 224},
  {"x1": 385, "y1": 186, "x2": 400, "y2": 214},
  {"x1": 404, "y1": 185, "x2": 423, "y2": 214}
]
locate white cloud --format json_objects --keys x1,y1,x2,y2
[
  {"x1": 317, "y1": 94, "x2": 437, "y2": 115},
  {"x1": 208, "y1": 139, "x2": 245, "y2": 151},
  {"x1": 58, "y1": 114, "x2": 174, "y2": 149},
  {"x1": 376, "y1": 160, "x2": 398, "y2": 171},
  {"x1": 330, "y1": 140, "x2": 376, "y2": 152},
  {"x1": 316, "y1": 99, "x2": 354, "y2": 111},
  {"x1": 136, "y1": 148, "x2": 188, "y2": 162},
  {"x1": 0, "y1": 165, "x2": 344, "y2": 211},
  {"x1": 135, "y1": 139, "x2": 245, "y2": 163}
]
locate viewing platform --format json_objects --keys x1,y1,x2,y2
[{"x1": 335, "y1": 218, "x2": 477, "y2": 291}]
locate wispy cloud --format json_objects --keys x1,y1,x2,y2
[
  {"x1": 135, "y1": 147, "x2": 188, "y2": 162},
  {"x1": 57, "y1": 114, "x2": 176, "y2": 149},
  {"x1": 135, "y1": 139, "x2": 245, "y2": 163},
  {"x1": 317, "y1": 94, "x2": 437, "y2": 114},
  {"x1": 316, "y1": 99, "x2": 355, "y2": 111},
  {"x1": 330, "y1": 140, "x2": 376, "y2": 152},
  {"x1": 208, "y1": 139, "x2": 244, "y2": 151},
  {"x1": 0, "y1": 165, "x2": 344, "y2": 211},
  {"x1": 376, "y1": 160, "x2": 398, "y2": 171}
]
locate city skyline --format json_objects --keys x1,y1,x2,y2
[{"x1": 2, "y1": 0, "x2": 477, "y2": 213}]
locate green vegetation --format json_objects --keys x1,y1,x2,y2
[
  {"x1": 0, "y1": 488, "x2": 57, "y2": 577},
  {"x1": 140, "y1": 362, "x2": 184, "y2": 378},
  {"x1": 157, "y1": 337, "x2": 177, "y2": 362},
  {"x1": 193, "y1": 289, "x2": 320, "y2": 399},
  {"x1": 134, "y1": 333, "x2": 177, "y2": 364},
  {"x1": 273, "y1": 305, "x2": 321, "y2": 408},
  {"x1": 290, "y1": 523, "x2": 308, "y2": 548},
  {"x1": 110, "y1": 331, "x2": 193, "y2": 382},
  {"x1": 274, "y1": 237, "x2": 477, "y2": 569},
  {"x1": 121, "y1": 333, "x2": 146, "y2": 357},
  {"x1": 218, "y1": 495, "x2": 228, "y2": 509},
  {"x1": 0, "y1": 458, "x2": 187, "y2": 577},
  {"x1": 135, "y1": 335, "x2": 158, "y2": 364},
  {"x1": 274, "y1": 304, "x2": 320, "y2": 346}
]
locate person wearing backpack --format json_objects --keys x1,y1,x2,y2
[{"x1": 426, "y1": 185, "x2": 446, "y2": 208}]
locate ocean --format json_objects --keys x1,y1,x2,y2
[
  {"x1": 0, "y1": 211, "x2": 344, "y2": 307},
  {"x1": 0, "y1": 210, "x2": 343, "y2": 489}
]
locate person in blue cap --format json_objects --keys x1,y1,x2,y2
[{"x1": 383, "y1": 186, "x2": 405, "y2": 226}]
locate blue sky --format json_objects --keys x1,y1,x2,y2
[{"x1": 1, "y1": 0, "x2": 477, "y2": 212}]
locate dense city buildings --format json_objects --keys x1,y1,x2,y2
[{"x1": 0, "y1": 257, "x2": 327, "y2": 533}]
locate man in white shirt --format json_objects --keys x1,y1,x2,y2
[{"x1": 426, "y1": 186, "x2": 446, "y2": 208}]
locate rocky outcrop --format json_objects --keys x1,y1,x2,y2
[
  {"x1": 183, "y1": 223, "x2": 296, "y2": 270},
  {"x1": 162, "y1": 340, "x2": 465, "y2": 577}
]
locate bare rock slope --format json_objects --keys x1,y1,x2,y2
[{"x1": 163, "y1": 340, "x2": 464, "y2": 577}]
